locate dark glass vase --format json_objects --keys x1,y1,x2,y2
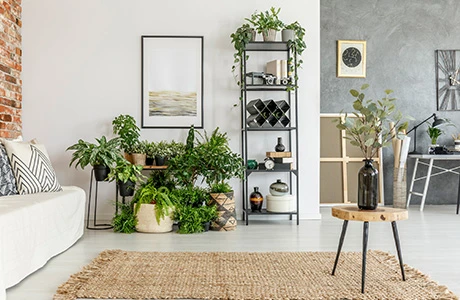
[
  {"x1": 358, "y1": 159, "x2": 379, "y2": 210},
  {"x1": 250, "y1": 187, "x2": 263, "y2": 212},
  {"x1": 275, "y1": 137, "x2": 285, "y2": 152}
]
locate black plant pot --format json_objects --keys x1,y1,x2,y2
[
  {"x1": 118, "y1": 180, "x2": 135, "y2": 197},
  {"x1": 145, "y1": 157, "x2": 154, "y2": 166},
  {"x1": 93, "y1": 165, "x2": 110, "y2": 181},
  {"x1": 202, "y1": 221, "x2": 210, "y2": 232},
  {"x1": 155, "y1": 155, "x2": 166, "y2": 166}
]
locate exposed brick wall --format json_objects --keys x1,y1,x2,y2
[{"x1": 0, "y1": 0, "x2": 21, "y2": 139}]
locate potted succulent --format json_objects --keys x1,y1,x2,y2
[
  {"x1": 145, "y1": 141, "x2": 156, "y2": 165},
  {"x1": 108, "y1": 157, "x2": 145, "y2": 197},
  {"x1": 130, "y1": 142, "x2": 146, "y2": 166},
  {"x1": 336, "y1": 84, "x2": 409, "y2": 210},
  {"x1": 67, "y1": 136, "x2": 122, "y2": 181},
  {"x1": 112, "y1": 114, "x2": 140, "y2": 162},
  {"x1": 245, "y1": 7, "x2": 284, "y2": 41},
  {"x1": 133, "y1": 181, "x2": 176, "y2": 233}
]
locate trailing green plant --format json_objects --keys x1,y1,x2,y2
[
  {"x1": 112, "y1": 114, "x2": 140, "y2": 153},
  {"x1": 245, "y1": 7, "x2": 284, "y2": 37},
  {"x1": 133, "y1": 182, "x2": 176, "y2": 224},
  {"x1": 336, "y1": 84, "x2": 410, "y2": 160},
  {"x1": 230, "y1": 23, "x2": 254, "y2": 87},
  {"x1": 67, "y1": 136, "x2": 122, "y2": 169},
  {"x1": 107, "y1": 157, "x2": 145, "y2": 184},
  {"x1": 112, "y1": 202, "x2": 137, "y2": 233},
  {"x1": 283, "y1": 21, "x2": 306, "y2": 86}
]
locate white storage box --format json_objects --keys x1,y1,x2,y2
[{"x1": 266, "y1": 194, "x2": 295, "y2": 212}]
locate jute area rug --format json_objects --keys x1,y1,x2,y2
[{"x1": 54, "y1": 250, "x2": 457, "y2": 300}]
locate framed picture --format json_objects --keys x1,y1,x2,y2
[
  {"x1": 141, "y1": 36, "x2": 204, "y2": 128},
  {"x1": 436, "y1": 50, "x2": 460, "y2": 111},
  {"x1": 337, "y1": 40, "x2": 366, "y2": 78}
]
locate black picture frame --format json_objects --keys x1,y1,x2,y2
[
  {"x1": 436, "y1": 49, "x2": 460, "y2": 111},
  {"x1": 141, "y1": 36, "x2": 204, "y2": 128}
]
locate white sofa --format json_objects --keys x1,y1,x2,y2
[{"x1": 0, "y1": 186, "x2": 85, "y2": 299}]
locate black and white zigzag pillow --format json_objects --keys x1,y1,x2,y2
[{"x1": 2, "y1": 140, "x2": 62, "y2": 195}]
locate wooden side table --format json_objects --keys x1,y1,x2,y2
[{"x1": 331, "y1": 206, "x2": 408, "y2": 293}]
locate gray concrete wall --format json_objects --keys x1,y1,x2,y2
[{"x1": 321, "y1": 0, "x2": 460, "y2": 205}]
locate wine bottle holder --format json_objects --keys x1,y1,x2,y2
[{"x1": 246, "y1": 98, "x2": 291, "y2": 128}]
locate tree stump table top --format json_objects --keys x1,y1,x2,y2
[{"x1": 332, "y1": 206, "x2": 408, "y2": 222}]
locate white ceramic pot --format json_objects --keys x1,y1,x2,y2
[
  {"x1": 262, "y1": 29, "x2": 277, "y2": 41},
  {"x1": 135, "y1": 203, "x2": 173, "y2": 233},
  {"x1": 266, "y1": 194, "x2": 295, "y2": 212}
]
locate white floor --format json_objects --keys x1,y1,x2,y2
[{"x1": 6, "y1": 205, "x2": 460, "y2": 299}]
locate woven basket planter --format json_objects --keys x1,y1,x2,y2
[{"x1": 209, "y1": 192, "x2": 237, "y2": 231}]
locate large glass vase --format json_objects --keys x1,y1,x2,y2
[{"x1": 358, "y1": 159, "x2": 379, "y2": 210}]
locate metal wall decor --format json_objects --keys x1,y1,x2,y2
[
  {"x1": 436, "y1": 50, "x2": 460, "y2": 111},
  {"x1": 337, "y1": 40, "x2": 367, "y2": 78},
  {"x1": 141, "y1": 36, "x2": 204, "y2": 128}
]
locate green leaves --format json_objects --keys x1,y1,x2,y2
[
  {"x1": 336, "y1": 85, "x2": 411, "y2": 159},
  {"x1": 67, "y1": 136, "x2": 122, "y2": 170}
]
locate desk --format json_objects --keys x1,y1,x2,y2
[
  {"x1": 407, "y1": 154, "x2": 460, "y2": 212},
  {"x1": 331, "y1": 206, "x2": 408, "y2": 293}
]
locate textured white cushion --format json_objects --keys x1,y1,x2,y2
[{"x1": 1, "y1": 140, "x2": 62, "y2": 195}]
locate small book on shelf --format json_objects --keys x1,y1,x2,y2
[{"x1": 266, "y1": 151, "x2": 292, "y2": 158}]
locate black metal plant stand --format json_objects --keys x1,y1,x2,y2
[{"x1": 86, "y1": 168, "x2": 113, "y2": 230}]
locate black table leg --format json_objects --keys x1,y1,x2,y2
[
  {"x1": 391, "y1": 221, "x2": 406, "y2": 281},
  {"x1": 332, "y1": 220, "x2": 349, "y2": 275},
  {"x1": 457, "y1": 173, "x2": 460, "y2": 214},
  {"x1": 362, "y1": 221, "x2": 369, "y2": 293}
]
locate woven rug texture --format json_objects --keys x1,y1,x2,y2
[{"x1": 54, "y1": 250, "x2": 458, "y2": 300}]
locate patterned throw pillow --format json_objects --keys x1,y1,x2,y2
[
  {"x1": 2, "y1": 140, "x2": 62, "y2": 195},
  {"x1": 0, "y1": 144, "x2": 18, "y2": 196}
]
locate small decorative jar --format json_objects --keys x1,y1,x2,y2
[
  {"x1": 269, "y1": 179, "x2": 289, "y2": 196},
  {"x1": 247, "y1": 159, "x2": 258, "y2": 170},
  {"x1": 275, "y1": 137, "x2": 285, "y2": 152},
  {"x1": 250, "y1": 187, "x2": 263, "y2": 212}
]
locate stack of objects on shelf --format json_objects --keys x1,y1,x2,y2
[
  {"x1": 267, "y1": 178, "x2": 295, "y2": 212},
  {"x1": 260, "y1": 151, "x2": 294, "y2": 170}
]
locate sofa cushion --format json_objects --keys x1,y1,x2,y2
[
  {"x1": 0, "y1": 144, "x2": 18, "y2": 196},
  {"x1": 1, "y1": 140, "x2": 62, "y2": 195}
]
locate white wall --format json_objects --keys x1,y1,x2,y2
[{"x1": 22, "y1": 0, "x2": 320, "y2": 220}]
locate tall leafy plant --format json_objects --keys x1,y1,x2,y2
[
  {"x1": 336, "y1": 84, "x2": 409, "y2": 160},
  {"x1": 112, "y1": 114, "x2": 140, "y2": 154}
]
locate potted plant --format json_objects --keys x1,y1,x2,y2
[
  {"x1": 133, "y1": 181, "x2": 176, "y2": 233},
  {"x1": 108, "y1": 157, "x2": 145, "y2": 197},
  {"x1": 130, "y1": 142, "x2": 146, "y2": 166},
  {"x1": 198, "y1": 128, "x2": 244, "y2": 231},
  {"x1": 167, "y1": 140, "x2": 186, "y2": 158},
  {"x1": 145, "y1": 141, "x2": 156, "y2": 165},
  {"x1": 67, "y1": 136, "x2": 122, "y2": 181},
  {"x1": 245, "y1": 7, "x2": 284, "y2": 41},
  {"x1": 336, "y1": 84, "x2": 409, "y2": 210},
  {"x1": 112, "y1": 114, "x2": 140, "y2": 162},
  {"x1": 154, "y1": 140, "x2": 169, "y2": 166}
]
